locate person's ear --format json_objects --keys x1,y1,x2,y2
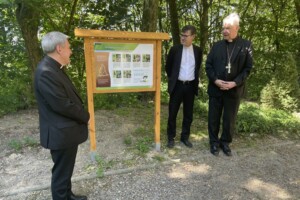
[{"x1": 56, "y1": 45, "x2": 61, "y2": 54}]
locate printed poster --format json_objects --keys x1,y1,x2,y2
[{"x1": 94, "y1": 42, "x2": 154, "y2": 90}]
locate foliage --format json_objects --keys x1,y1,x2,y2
[
  {"x1": 0, "y1": 73, "x2": 35, "y2": 117},
  {"x1": 124, "y1": 135, "x2": 133, "y2": 146},
  {"x1": 160, "y1": 82, "x2": 169, "y2": 105},
  {"x1": 0, "y1": 0, "x2": 299, "y2": 118},
  {"x1": 260, "y1": 53, "x2": 300, "y2": 111},
  {"x1": 135, "y1": 137, "x2": 152, "y2": 155},
  {"x1": 237, "y1": 102, "x2": 300, "y2": 137},
  {"x1": 94, "y1": 155, "x2": 115, "y2": 177},
  {"x1": 93, "y1": 93, "x2": 141, "y2": 110},
  {"x1": 0, "y1": 2, "x2": 34, "y2": 116}
]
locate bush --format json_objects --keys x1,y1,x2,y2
[
  {"x1": 260, "y1": 53, "x2": 300, "y2": 111},
  {"x1": 93, "y1": 93, "x2": 140, "y2": 110},
  {"x1": 0, "y1": 79, "x2": 34, "y2": 117},
  {"x1": 237, "y1": 102, "x2": 300, "y2": 137}
]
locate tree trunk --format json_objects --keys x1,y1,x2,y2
[
  {"x1": 199, "y1": 0, "x2": 211, "y2": 53},
  {"x1": 139, "y1": 0, "x2": 159, "y2": 102},
  {"x1": 295, "y1": 0, "x2": 300, "y2": 28},
  {"x1": 66, "y1": 0, "x2": 79, "y2": 35},
  {"x1": 15, "y1": 1, "x2": 42, "y2": 83},
  {"x1": 167, "y1": 0, "x2": 180, "y2": 45},
  {"x1": 141, "y1": 0, "x2": 159, "y2": 32}
]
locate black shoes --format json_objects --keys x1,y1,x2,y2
[
  {"x1": 180, "y1": 139, "x2": 193, "y2": 148},
  {"x1": 210, "y1": 144, "x2": 220, "y2": 156},
  {"x1": 167, "y1": 140, "x2": 175, "y2": 148},
  {"x1": 210, "y1": 143, "x2": 232, "y2": 156},
  {"x1": 220, "y1": 143, "x2": 232, "y2": 156},
  {"x1": 69, "y1": 193, "x2": 87, "y2": 200},
  {"x1": 167, "y1": 139, "x2": 193, "y2": 148}
]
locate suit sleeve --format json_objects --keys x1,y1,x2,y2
[
  {"x1": 233, "y1": 41, "x2": 253, "y2": 86},
  {"x1": 198, "y1": 47, "x2": 203, "y2": 70},
  {"x1": 165, "y1": 46, "x2": 175, "y2": 77},
  {"x1": 37, "y1": 70, "x2": 90, "y2": 124},
  {"x1": 205, "y1": 44, "x2": 218, "y2": 83}
]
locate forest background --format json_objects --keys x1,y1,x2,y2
[{"x1": 0, "y1": 0, "x2": 300, "y2": 139}]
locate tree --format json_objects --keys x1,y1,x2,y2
[
  {"x1": 295, "y1": 0, "x2": 300, "y2": 28},
  {"x1": 167, "y1": 0, "x2": 180, "y2": 45},
  {"x1": 15, "y1": 0, "x2": 42, "y2": 82},
  {"x1": 1, "y1": 0, "x2": 300, "y2": 114},
  {"x1": 197, "y1": 0, "x2": 211, "y2": 53},
  {"x1": 141, "y1": 0, "x2": 159, "y2": 32}
]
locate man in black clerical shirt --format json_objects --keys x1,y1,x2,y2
[
  {"x1": 206, "y1": 13, "x2": 253, "y2": 156},
  {"x1": 34, "y1": 31, "x2": 89, "y2": 200}
]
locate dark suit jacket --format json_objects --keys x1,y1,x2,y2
[
  {"x1": 34, "y1": 56, "x2": 90, "y2": 150},
  {"x1": 165, "y1": 44, "x2": 203, "y2": 95},
  {"x1": 206, "y1": 37, "x2": 253, "y2": 98}
]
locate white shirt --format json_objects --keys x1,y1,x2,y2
[{"x1": 178, "y1": 45, "x2": 195, "y2": 81}]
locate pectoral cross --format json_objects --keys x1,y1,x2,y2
[{"x1": 226, "y1": 63, "x2": 231, "y2": 74}]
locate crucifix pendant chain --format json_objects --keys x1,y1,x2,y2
[{"x1": 226, "y1": 42, "x2": 237, "y2": 74}]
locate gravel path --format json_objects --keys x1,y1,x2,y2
[
  {"x1": 1, "y1": 141, "x2": 300, "y2": 200},
  {"x1": 0, "y1": 109, "x2": 300, "y2": 200}
]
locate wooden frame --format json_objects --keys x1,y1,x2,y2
[{"x1": 75, "y1": 29, "x2": 169, "y2": 156}]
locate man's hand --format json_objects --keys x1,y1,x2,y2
[{"x1": 214, "y1": 79, "x2": 237, "y2": 90}]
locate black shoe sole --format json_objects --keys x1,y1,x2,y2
[{"x1": 180, "y1": 140, "x2": 193, "y2": 148}]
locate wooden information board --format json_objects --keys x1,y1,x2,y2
[{"x1": 75, "y1": 29, "x2": 169, "y2": 156}]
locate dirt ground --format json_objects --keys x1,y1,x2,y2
[{"x1": 0, "y1": 108, "x2": 300, "y2": 200}]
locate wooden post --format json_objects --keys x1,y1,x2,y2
[
  {"x1": 83, "y1": 38, "x2": 97, "y2": 160},
  {"x1": 154, "y1": 40, "x2": 162, "y2": 151}
]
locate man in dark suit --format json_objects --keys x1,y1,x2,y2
[
  {"x1": 165, "y1": 25, "x2": 203, "y2": 148},
  {"x1": 34, "y1": 31, "x2": 89, "y2": 200},
  {"x1": 206, "y1": 13, "x2": 253, "y2": 156}
]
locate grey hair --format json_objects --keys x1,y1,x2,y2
[
  {"x1": 223, "y1": 13, "x2": 240, "y2": 26},
  {"x1": 41, "y1": 31, "x2": 69, "y2": 54}
]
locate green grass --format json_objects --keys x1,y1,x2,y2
[
  {"x1": 8, "y1": 139, "x2": 23, "y2": 151},
  {"x1": 116, "y1": 100, "x2": 300, "y2": 156},
  {"x1": 124, "y1": 135, "x2": 133, "y2": 146},
  {"x1": 94, "y1": 155, "x2": 116, "y2": 177},
  {"x1": 89, "y1": 99, "x2": 300, "y2": 174},
  {"x1": 8, "y1": 136, "x2": 39, "y2": 151}
]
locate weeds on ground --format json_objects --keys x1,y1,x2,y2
[
  {"x1": 8, "y1": 136, "x2": 39, "y2": 151},
  {"x1": 94, "y1": 155, "x2": 115, "y2": 177}
]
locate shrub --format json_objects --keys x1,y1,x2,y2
[
  {"x1": 237, "y1": 102, "x2": 300, "y2": 137},
  {"x1": 260, "y1": 53, "x2": 300, "y2": 111}
]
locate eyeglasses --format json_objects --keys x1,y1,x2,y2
[{"x1": 180, "y1": 34, "x2": 192, "y2": 38}]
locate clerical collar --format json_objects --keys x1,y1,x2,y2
[
  {"x1": 45, "y1": 55, "x2": 65, "y2": 70},
  {"x1": 226, "y1": 36, "x2": 239, "y2": 43}
]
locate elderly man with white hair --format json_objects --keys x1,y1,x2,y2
[
  {"x1": 205, "y1": 13, "x2": 253, "y2": 156},
  {"x1": 34, "y1": 31, "x2": 89, "y2": 200}
]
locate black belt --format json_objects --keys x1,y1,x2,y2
[{"x1": 177, "y1": 80, "x2": 194, "y2": 85}]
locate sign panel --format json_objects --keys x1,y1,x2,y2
[{"x1": 94, "y1": 42, "x2": 154, "y2": 90}]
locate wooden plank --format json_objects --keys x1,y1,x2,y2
[
  {"x1": 84, "y1": 38, "x2": 97, "y2": 152},
  {"x1": 75, "y1": 28, "x2": 170, "y2": 40}
]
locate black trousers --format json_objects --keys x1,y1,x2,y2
[
  {"x1": 167, "y1": 81, "x2": 195, "y2": 141},
  {"x1": 208, "y1": 94, "x2": 240, "y2": 146},
  {"x1": 50, "y1": 145, "x2": 78, "y2": 200}
]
